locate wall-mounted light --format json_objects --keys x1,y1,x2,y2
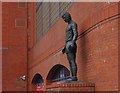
[{"x1": 20, "y1": 75, "x2": 26, "y2": 81}]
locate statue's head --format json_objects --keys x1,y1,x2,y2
[{"x1": 62, "y1": 12, "x2": 71, "y2": 23}]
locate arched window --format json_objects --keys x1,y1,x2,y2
[
  {"x1": 47, "y1": 65, "x2": 70, "y2": 82},
  {"x1": 32, "y1": 73, "x2": 44, "y2": 86}
]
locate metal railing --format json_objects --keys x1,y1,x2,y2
[
  {"x1": 36, "y1": 2, "x2": 73, "y2": 42},
  {"x1": 51, "y1": 76, "x2": 70, "y2": 82}
]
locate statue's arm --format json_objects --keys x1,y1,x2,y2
[{"x1": 72, "y1": 23, "x2": 78, "y2": 42}]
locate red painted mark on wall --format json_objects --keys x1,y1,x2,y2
[{"x1": 36, "y1": 86, "x2": 44, "y2": 91}]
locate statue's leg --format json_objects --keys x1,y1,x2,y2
[{"x1": 67, "y1": 53, "x2": 78, "y2": 81}]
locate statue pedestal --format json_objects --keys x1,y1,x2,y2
[{"x1": 46, "y1": 81, "x2": 95, "y2": 91}]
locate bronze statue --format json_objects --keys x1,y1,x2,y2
[{"x1": 62, "y1": 12, "x2": 78, "y2": 81}]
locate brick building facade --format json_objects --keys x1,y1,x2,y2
[
  {"x1": 2, "y1": 2, "x2": 36, "y2": 91},
  {"x1": 2, "y1": 2, "x2": 119, "y2": 92}
]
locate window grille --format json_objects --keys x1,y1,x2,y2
[
  {"x1": 51, "y1": 66, "x2": 70, "y2": 82},
  {"x1": 36, "y1": 2, "x2": 73, "y2": 42}
]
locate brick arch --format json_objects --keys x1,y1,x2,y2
[
  {"x1": 44, "y1": 63, "x2": 69, "y2": 80},
  {"x1": 32, "y1": 73, "x2": 44, "y2": 86},
  {"x1": 46, "y1": 64, "x2": 70, "y2": 85},
  {"x1": 31, "y1": 73, "x2": 44, "y2": 91}
]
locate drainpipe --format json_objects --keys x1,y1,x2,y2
[{"x1": 26, "y1": 2, "x2": 29, "y2": 92}]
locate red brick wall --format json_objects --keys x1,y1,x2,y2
[
  {"x1": 28, "y1": 2, "x2": 119, "y2": 91},
  {"x1": 27, "y1": 2, "x2": 36, "y2": 49},
  {"x1": 27, "y1": 2, "x2": 36, "y2": 91},
  {"x1": 0, "y1": 2, "x2": 2, "y2": 93},
  {"x1": 2, "y1": 2, "x2": 28, "y2": 91}
]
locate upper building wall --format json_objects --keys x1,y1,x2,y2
[{"x1": 30, "y1": 2, "x2": 118, "y2": 67}]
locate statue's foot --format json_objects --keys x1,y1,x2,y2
[
  {"x1": 71, "y1": 76, "x2": 78, "y2": 81},
  {"x1": 65, "y1": 76, "x2": 78, "y2": 82}
]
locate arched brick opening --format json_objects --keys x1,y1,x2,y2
[
  {"x1": 31, "y1": 73, "x2": 44, "y2": 91},
  {"x1": 46, "y1": 64, "x2": 70, "y2": 85}
]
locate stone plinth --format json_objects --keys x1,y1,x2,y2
[{"x1": 46, "y1": 81, "x2": 95, "y2": 91}]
